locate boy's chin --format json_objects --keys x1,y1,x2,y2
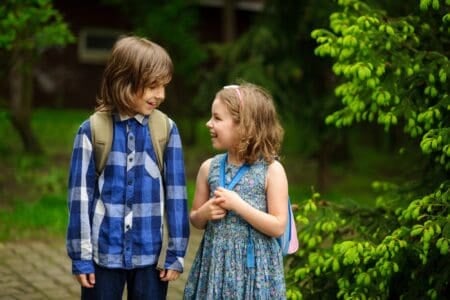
[{"x1": 137, "y1": 108, "x2": 154, "y2": 116}]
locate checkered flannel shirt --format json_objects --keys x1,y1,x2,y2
[{"x1": 66, "y1": 114, "x2": 189, "y2": 275}]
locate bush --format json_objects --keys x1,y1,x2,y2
[{"x1": 286, "y1": 1, "x2": 449, "y2": 299}]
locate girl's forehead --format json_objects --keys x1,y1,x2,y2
[
  {"x1": 212, "y1": 98, "x2": 226, "y2": 110},
  {"x1": 212, "y1": 99, "x2": 233, "y2": 117}
]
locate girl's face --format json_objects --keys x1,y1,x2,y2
[
  {"x1": 206, "y1": 98, "x2": 238, "y2": 151},
  {"x1": 132, "y1": 85, "x2": 165, "y2": 116}
]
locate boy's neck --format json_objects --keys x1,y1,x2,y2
[{"x1": 119, "y1": 113, "x2": 144, "y2": 122}]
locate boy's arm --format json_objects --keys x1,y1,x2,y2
[
  {"x1": 162, "y1": 120, "x2": 190, "y2": 272},
  {"x1": 66, "y1": 120, "x2": 96, "y2": 275}
]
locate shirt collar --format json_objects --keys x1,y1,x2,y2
[{"x1": 115, "y1": 113, "x2": 148, "y2": 125}]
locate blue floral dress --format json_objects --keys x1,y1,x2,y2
[{"x1": 184, "y1": 154, "x2": 286, "y2": 300}]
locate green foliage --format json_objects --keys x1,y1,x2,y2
[
  {"x1": 0, "y1": 0, "x2": 75, "y2": 153},
  {"x1": 0, "y1": 0, "x2": 75, "y2": 55},
  {"x1": 102, "y1": 0, "x2": 206, "y2": 84},
  {"x1": 194, "y1": 0, "x2": 341, "y2": 161},
  {"x1": 285, "y1": 0, "x2": 449, "y2": 299},
  {"x1": 311, "y1": 0, "x2": 449, "y2": 168}
]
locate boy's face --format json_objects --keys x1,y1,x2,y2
[
  {"x1": 133, "y1": 85, "x2": 165, "y2": 116},
  {"x1": 206, "y1": 98, "x2": 238, "y2": 151}
]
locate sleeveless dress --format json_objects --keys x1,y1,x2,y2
[{"x1": 183, "y1": 154, "x2": 286, "y2": 300}]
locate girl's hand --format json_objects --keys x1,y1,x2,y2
[
  {"x1": 213, "y1": 187, "x2": 243, "y2": 211},
  {"x1": 199, "y1": 198, "x2": 227, "y2": 220}
]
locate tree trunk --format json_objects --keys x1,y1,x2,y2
[
  {"x1": 9, "y1": 51, "x2": 42, "y2": 154},
  {"x1": 317, "y1": 139, "x2": 330, "y2": 192},
  {"x1": 317, "y1": 134, "x2": 351, "y2": 192},
  {"x1": 223, "y1": 0, "x2": 236, "y2": 42}
]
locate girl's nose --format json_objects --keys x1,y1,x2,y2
[{"x1": 206, "y1": 119, "x2": 212, "y2": 128}]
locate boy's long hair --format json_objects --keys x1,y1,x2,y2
[
  {"x1": 96, "y1": 35, "x2": 173, "y2": 116},
  {"x1": 216, "y1": 83, "x2": 284, "y2": 164}
]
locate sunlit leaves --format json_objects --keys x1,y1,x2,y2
[
  {"x1": 311, "y1": 0, "x2": 449, "y2": 165},
  {"x1": 289, "y1": 0, "x2": 450, "y2": 298},
  {"x1": 419, "y1": 0, "x2": 443, "y2": 10}
]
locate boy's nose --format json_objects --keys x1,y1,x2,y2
[{"x1": 155, "y1": 86, "x2": 165, "y2": 99}]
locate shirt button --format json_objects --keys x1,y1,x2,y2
[{"x1": 129, "y1": 157, "x2": 133, "y2": 162}]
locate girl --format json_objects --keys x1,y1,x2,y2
[{"x1": 184, "y1": 83, "x2": 288, "y2": 299}]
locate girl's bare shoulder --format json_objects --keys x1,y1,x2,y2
[
  {"x1": 197, "y1": 157, "x2": 214, "y2": 177},
  {"x1": 267, "y1": 159, "x2": 286, "y2": 174}
]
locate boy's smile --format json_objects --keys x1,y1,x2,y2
[{"x1": 134, "y1": 85, "x2": 165, "y2": 115}]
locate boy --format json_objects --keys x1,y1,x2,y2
[{"x1": 66, "y1": 35, "x2": 189, "y2": 299}]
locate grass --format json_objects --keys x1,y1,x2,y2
[
  {"x1": 0, "y1": 108, "x2": 399, "y2": 241},
  {"x1": 0, "y1": 195, "x2": 67, "y2": 240}
]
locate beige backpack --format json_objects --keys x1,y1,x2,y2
[{"x1": 89, "y1": 109, "x2": 170, "y2": 270}]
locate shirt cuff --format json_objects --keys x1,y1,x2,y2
[
  {"x1": 165, "y1": 252, "x2": 184, "y2": 273},
  {"x1": 72, "y1": 260, "x2": 95, "y2": 275}
]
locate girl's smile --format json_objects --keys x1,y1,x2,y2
[{"x1": 206, "y1": 98, "x2": 238, "y2": 150}]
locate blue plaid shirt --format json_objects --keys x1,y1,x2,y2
[{"x1": 66, "y1": 113, "x2": 189, "y2": 275}]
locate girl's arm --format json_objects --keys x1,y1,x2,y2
[
  {"x1": 214, "y1": 160, "x2": 288, "y2": 237},
  {"x1": 189, "y1": 159, "x2": 227, "y2": 229}
]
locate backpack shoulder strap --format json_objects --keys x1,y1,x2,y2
[
  {"x1": 150, "y1": 109, "x2": 172, "y2": 271},
  {"x1": 89, "y1": 111, "x2": 113, "y2": 176},
  {"x1": 148, "y1": 109, "x2": 171, "y2": 172}
]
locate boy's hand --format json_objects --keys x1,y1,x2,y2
[
  {"x1": 75, "y1": 273, "x2": 95, "y2": 288},
  {"x1": 159, "y1": 269, "x2": 180, "y2": 281}
]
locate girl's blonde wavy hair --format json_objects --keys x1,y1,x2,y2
[
  {"x1": 96, "y1": 35, "x2": 173, "y2": 116},
  {"x1": 216, "y1": 82, "x2": 284, "y2": 164}
]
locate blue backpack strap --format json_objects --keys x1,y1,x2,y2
[
  {"x1": 219, "y1": 153, "x2": 249, "y2": 189},
  {"x1": 219, "y1": 153, "x2": 254, "y2": 268}
]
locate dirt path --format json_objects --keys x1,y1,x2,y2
[{"x1": 0, "y1": 226, "x2": 203, "y2": 300}]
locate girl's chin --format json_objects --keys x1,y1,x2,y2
[
  {"x1": 210, "y1": 139, "x2": 219, "y2": 148},
  {"x1": 211, "y1": 142, "x2": 225, "y2": 151}
]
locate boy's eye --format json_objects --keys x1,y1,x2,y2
[{"x1": 148, "y1": 82, "x2": 163, "y2": 89}]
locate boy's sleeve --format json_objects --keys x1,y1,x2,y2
[
  {"x1": 163, "y1": 120, "x2": 190, "y2": 272},
  {"x1": 66, "y1": 120, "x2": 96, "y2": 275}
]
